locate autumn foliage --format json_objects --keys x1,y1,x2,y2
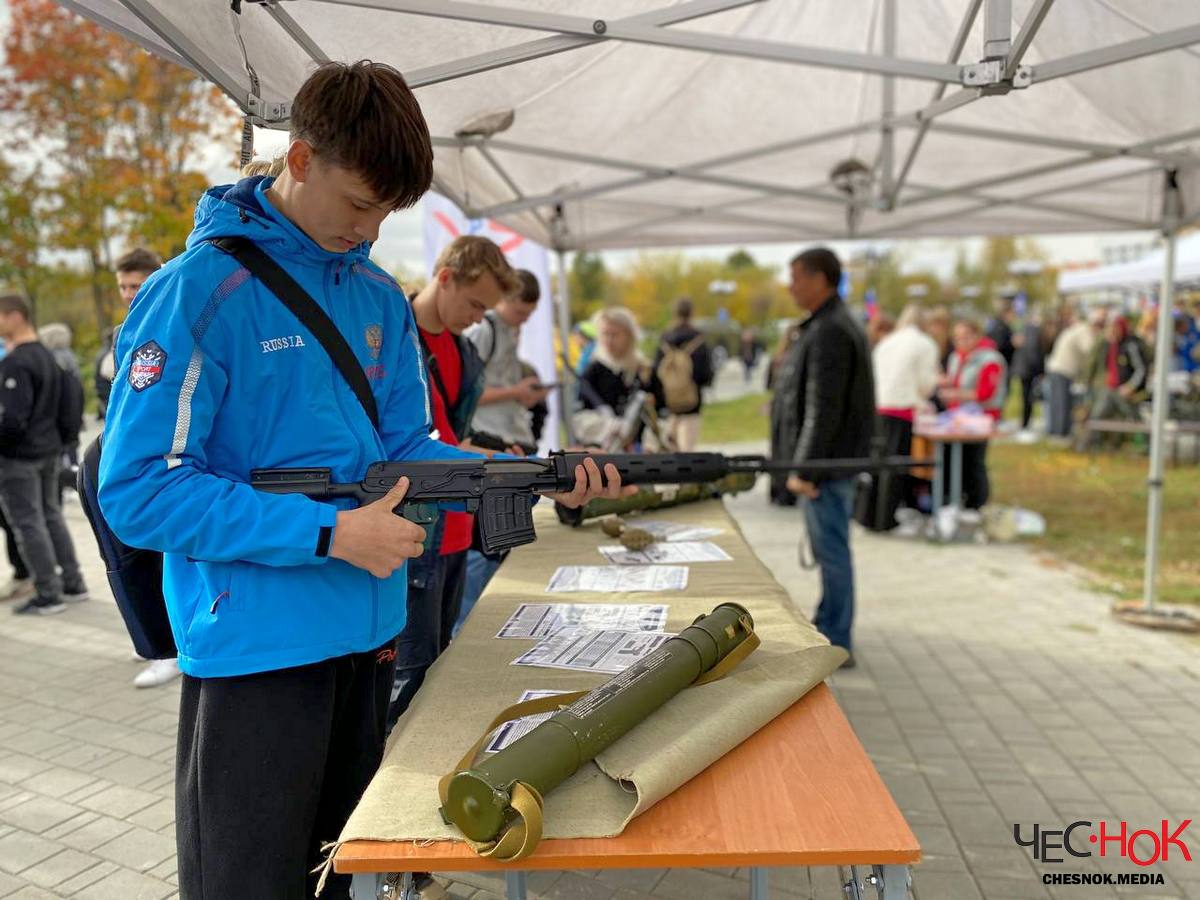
[{"x1": 1, "y1": 0, "x2": 237, "y2": 332}]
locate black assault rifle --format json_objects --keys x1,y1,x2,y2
[{"x1": 250, "y1": 452, "x2": 926, "y2": 556}]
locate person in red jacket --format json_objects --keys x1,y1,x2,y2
[{"x1": 938, "y1": 318, "x2": 1007, "y2": 509}]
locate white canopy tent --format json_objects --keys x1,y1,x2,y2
[
  {"x1": 1059, "y1": 231, "x2": 1200, "y2": 292},
  {"x1": 59, "y1": 0, "x2": 1200, "y2": 615}
]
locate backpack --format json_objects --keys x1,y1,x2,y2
[
  {"x1": 78, "y1": 436, "x2": 174, "y2": 658},
  {"x1": 656, "y1": 336, "x2": 705, "y2": 413}
]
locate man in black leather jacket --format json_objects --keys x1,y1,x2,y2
[{"x1": 769, "y1": 248, "x2": 874, "y2": 666}]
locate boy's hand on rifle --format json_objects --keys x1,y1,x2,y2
[
  {"x1": 548, "y1": 457, "x2": 638, "y2": 509},
  {"x1": 330, "y1": 477, "x2": 427, "y2": 577}
]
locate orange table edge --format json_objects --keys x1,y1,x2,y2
[{"x1": 336, "y1": 684, "x2": 919, "y2": 897}]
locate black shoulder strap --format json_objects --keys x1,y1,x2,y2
[{"x1": 209, "y1": 236, "x2": 379, "y2": 431}]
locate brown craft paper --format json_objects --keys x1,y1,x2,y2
[{"x1": 338, "y1": 499, "x2": 845, "y2": 847}]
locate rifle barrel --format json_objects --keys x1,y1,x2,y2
[{"x1": 726, "y1": 455, "x2": 932, "y2": 474}]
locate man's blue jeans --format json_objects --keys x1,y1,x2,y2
[{"x1": 802, "y1": 477, "x2": 856, "y2": 652}]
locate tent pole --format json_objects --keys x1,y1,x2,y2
[
  {"x1": 554, "y1": 248, "x2": 577, "y2": 445},
  {"x1": 1141, "y1": 170, "x2": 1181, "y2": 613},
  {"x1": 879, "y1": 0, "x2": 896, "y2": 199},
  {"x1": 983, "y1": 0, "x2": 1011, "y2": 59}
]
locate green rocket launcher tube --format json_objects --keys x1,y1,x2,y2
[{"x1": 438, "y1": 603, "x2": 757, "y2": 859}]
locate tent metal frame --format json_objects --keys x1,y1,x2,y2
[
  {"x1": 98, "y1": 0, "x2": 1200, "y2": 611},
  {"x1": 116, "y1": 0, "x2": 1200, "y2": 240}
]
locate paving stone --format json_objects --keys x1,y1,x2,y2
[
  {"x1": 593, "y1": 869, "x2": 668, "y2": 893},
  {"x1": 87, "y1": 756, "x2": 171, "y2": 791},
  {"x1": 77, "y1": 785, "x2": 160, "y2": 819},
  {"x1": 147, "y1": 858, "x2": 176, "y2": 882},
  {"x1": 535, "y1": 871, "x2": 617, "y2": 900},
  {"x1": 41, "y1": 810, "x2": 98, "y2": 842},
  {"x1": 974, "y1": 874, "x2": 1052, "y2": 898},
  {"x1": 0, "y1": 759, "x2": 53, "y2": 786},
  {"x1": 126, "y1": 798, "x2": 175, "y2": 833},
  {"x1": 0, "y1": 831, "x2": 63, "y2": 875},
  {"x1": 54, "y1": 860, "x2": 121, "y2": 895},
  {"x1": 57, "y1": 815, "x2": 134, "y2": 853},
  {"x1": 0, "y1": 731, "x2": 71, "y2": 759},
  {"x1": 650, "y1": 869, "x2": 755, "y2": 900},
  {"x1": 93, "y1": 826, "x2": 175, "y2": 872},
  {"x1": 0, "y1": 797, "x2": 85, "y2": 835},
  {"x1": 911, "y1": 868, "x2": 984, "y2": 900},
  {"x1": 0, "y1": 869, "x2": 29, "y2": 897},
  {"x1": 72, "y1": 867, "x2": 174, "y2": 900},
  {"x1": 441, "y1": 871, "x2": 509, "y2": 894},
  {"x1": 18, "y1": 767, "x2": 98, "y2": 800},
  {"x1": 6, "y1": 886, "x2": 66, "y2": 900},
  {"x1": 19, "y1": 847, "x2": 104, "y2": 889}
]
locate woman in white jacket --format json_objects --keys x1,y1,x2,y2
[{"x1": 858, "y1": 305, "x2": 940, "y2": 529}]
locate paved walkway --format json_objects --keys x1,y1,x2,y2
[{"x1": 0, "y1": 440, "x2": 1194, "y2": 899}]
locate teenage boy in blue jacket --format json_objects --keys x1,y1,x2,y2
[{"x1": 99, "y1": 61, "x2": 625, "y2": 900}]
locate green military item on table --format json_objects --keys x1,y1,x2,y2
[
  {"x1": 437, "y1": 602, "x2": 758, "y2": 861},
  {"x1": 556, "y1": 474, "x2": 756, "y2": 526}
]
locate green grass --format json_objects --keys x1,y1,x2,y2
[
  {"x1": 989, "y1": 442, "x2": 1200, "y2": 606},
  {"x1": 700, "y1": 393, "x2": 1200, "y2": 605},
  {"x1": 699, "y1": 392, "x2": 770, "y2": 445}
]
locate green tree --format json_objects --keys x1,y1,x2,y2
[
  {"x1": 726, "y1": 248, "x2": 756, "y2": 270},
  {"x1": 2, "y1": 0, "x2": 235, "y2": 332},
  {"x1": 569, "y1": 251, "x2": 609, "y2": 319},
  {"x1": 0, "y1": 156, "x2": 47, "y2": 314}
]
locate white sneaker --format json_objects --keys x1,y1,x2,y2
[
  {"x1": 0, "y1": 578, "x2": 34, "y2": 603},
  {"x1": 1015, "y1": 429, "x2": 1039, "y2": 445},
  {"x1": 133, "y1": 658, "x2": 182, "y2": 689}
]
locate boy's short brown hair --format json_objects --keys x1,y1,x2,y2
[
  {"x1": 512, "y1": 269, "x2": 540, "y2": 304},
  {"x1": 433, "y1": 236, "x2": 520, "y2": 295},
  {"x1": 291, "y1": 61, "x2": 432, "y2": 210},
  {"x1": 0, "y1": 295, "x2": 31, "y2": 321},
  {"x1": 115, "y1": 248, "x2": 162, "y2": 276}
]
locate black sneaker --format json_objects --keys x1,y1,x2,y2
[
  {"x1": 13, "y1": 596, "x2": 67, "y2": 616},
  {"x1": 62, "y1": 583, "x2": 90, "y2": 603}
]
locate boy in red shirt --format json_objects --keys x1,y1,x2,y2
[{"x1": 388, "y1": 236, "x2": 520, "y2": 726}]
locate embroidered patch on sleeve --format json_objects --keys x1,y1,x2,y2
[{"x1": 128, "y1": 340, "x2": 167, "y2": 392}]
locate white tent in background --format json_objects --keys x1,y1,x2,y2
[
  {"x1": 58, "y1": 0, "x2": 1200, "y2": 620},
  {"x1": 1059, "y1": 231, "x2": 1200, "y2": 292}
]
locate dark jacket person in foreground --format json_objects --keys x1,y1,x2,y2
[{"x1": 770, "y1": 247, "x2": 874, "y2": 666}]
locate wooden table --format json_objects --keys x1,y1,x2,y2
[{"x1": 337, "y1": 684, "x2": 920, "y2": 900}]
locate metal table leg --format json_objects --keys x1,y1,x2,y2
[
  {"x1": 870, "y1": 864, "x2": 912, "y2": 900},
  {"x1": 949, "y1": 442, "x2": 963, "y2": 513},
  {"x1": 350, "y1": 872, "x2": 382, "y2": 899},
  {"x1": 506, "y1": 871, "x2": 528, "y2": 900},
  {"x1": 929, "y1": 439, "x2": 943, "y2": 537},
  {"x1": 749, "y1": 867, "x2": 768, "y2": 899}
]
